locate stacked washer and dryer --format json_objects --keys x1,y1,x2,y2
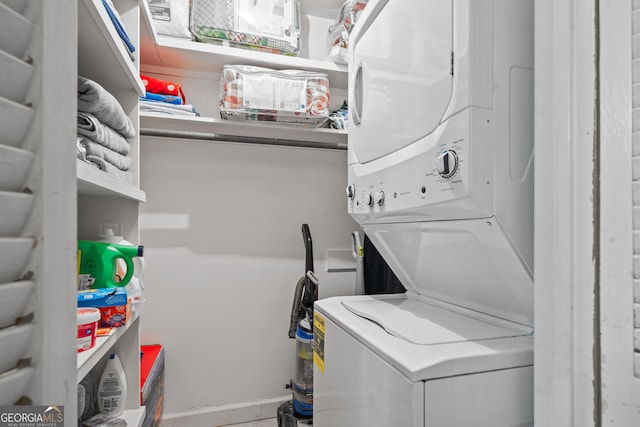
[{"x1": 313, "y1": 0, "x2": 534, "y2": 425}]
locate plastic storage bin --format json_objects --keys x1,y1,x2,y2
[
  {"x1": 326, "y1": 0, "x2": 369, "y2": 64},
  {"x1": 220, "y1": 65, "x2": 330, "y2": 127},
  {"x1": 140, "y1": 344, "x2": 164, "y2": 427},
  {"x1": 190, "y1": 0, "x2": 301, "y2": 56},
  {"x1": 77, "y1": 308, "x2": 100, "y2": 353}
]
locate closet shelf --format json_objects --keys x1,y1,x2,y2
[
  {"x1": 78, "y1": 0, "x2": 144, "y2": 95},
  {"x1": 77, "y1": 160, "x2": 147, "y2": 202},
  {"x1": 140, "y1": 113, "x2": 348, "y2": 149},
  {"x1": 120, "y1": 407, "x2": 146, "y2": 427},
  {"x1": 138, "y1": 5, "x2": 348, "y2": 90},
  {"x1": 77, "y1": 311, "x2": 141, "y2": 380}
]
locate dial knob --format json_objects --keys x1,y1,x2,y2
[
  {"x1": 436, "y1": 150, "x2": 459, "y2": 178},
  {"x1": 367, "y1": 193, "x2": 374, "y2": 207},
  {"x1": 346, "y1": 184, "x2": 355, "y2": 199},
  {"x1": 374, "y1": 191, "x2": 385, "y2": 206}
]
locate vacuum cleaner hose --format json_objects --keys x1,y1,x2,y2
[{"x1": 288, "y1": 275, "x2": 306, "y2": 338}]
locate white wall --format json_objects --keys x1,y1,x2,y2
[{"x1": 138, "y1": 136, "x2": 360, "y2": 418}]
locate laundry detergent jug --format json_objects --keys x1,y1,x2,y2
[
  {"x1": 96, "y1": 223, "x2": 146, "y2": 310},
  {"x1": 77, "y1": 240, "x2": 144, "y2": 290}
]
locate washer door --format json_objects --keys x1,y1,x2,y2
[
  {"x1": 350, "y1": 0, "x2": 453, "y2": 164},
  {"x1": 362, "y1": 218, "x2": 534, "y2": 328}
]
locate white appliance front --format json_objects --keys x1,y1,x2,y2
[
  {"x1": 313, "y1": 296, "x2": 534, "y2": 427},
  {"x1": 313, "y1": 0, "x2": 535, "y2": 425},
  {"x1": 347, "y1": 0, "x2": 534, "y2": 282}
]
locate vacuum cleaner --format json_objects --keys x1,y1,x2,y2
[{"x1": 277, "y1": 224, "x2": 318, "y2": 427}]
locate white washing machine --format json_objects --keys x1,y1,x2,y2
[{"x1": 313, "y1": 0, "x2": 534, "y2": 425}]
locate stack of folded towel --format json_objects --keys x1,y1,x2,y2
[
  {"x1": 77, "y1": 76, "x2": 135, "y2": 185},
  {"x1": 139, "y1": 75, "x2": 199, "y2": 117}
]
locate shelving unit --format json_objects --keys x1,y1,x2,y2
[
  {"x1": 141, "y1": 34, "x2": 349, "y2": 90},
  {"x1": 78, "y1": 0, "x2": 144, "y2": 95},
  {"x1": 140, "y1": 112, "x2": 347, "y2": 149},
  {"x1": 138, "y1": 0, "x2": 348, "y2": 85},
  {"x1": 138, "y1": 0, "x2": 349, "y2": 148},
  {"x1": 77, "y1": 160, "x2": 147, "y2": 202},
  {"x1": 76, "y1": 0, "x2": 147, "y2": 423},
  {"x1": 3, "y1": 0, "x2": 143, "y2": 422},
  {"x1": 77, "y1": 312, "x2": 141, "y2": 380},
  {"x1": 77, "y1": 312, "x2": 146, "y2": 425},
  {"x1": 120, "y1": 407, "x2": 146, "y2": 427}
]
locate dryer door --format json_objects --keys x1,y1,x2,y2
[{"x1": 349, "y1": 0, "x2": 453, "y2": 164}]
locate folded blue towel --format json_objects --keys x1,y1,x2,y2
[
  {"x1": 141, "y1": 92, "x2": 184, "y2": 105},
  {"x1": 102, "y1": 0, "x2": 135, "y2": 53}
]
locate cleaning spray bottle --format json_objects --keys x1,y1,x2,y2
[
  {"x1": 96, "y1": 224, "x2": 146, "y2": 311},
  {"x1": 77, "y1": 239, "x2": 143, "y2": 290}
]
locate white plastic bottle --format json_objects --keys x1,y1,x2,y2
[{"x1": 98, "y1": 353, "x2": 127, "y2": 416}]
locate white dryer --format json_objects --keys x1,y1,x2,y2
[{"x1": 313, "y1": 0, "x2": 534, "y2": 425}]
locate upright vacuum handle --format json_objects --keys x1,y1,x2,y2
[
  {"x1": 302, "y1": 224, "x2": 314, "y2": 274},
  {"x1": 301, "y1": 224, "x2": 317, "y2": 313}
]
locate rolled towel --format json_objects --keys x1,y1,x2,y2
[
  {"x1": 141, "y1": 74, "x2": 186, "y2": 103},
  {"x1": 86, "y1": 156, "x2": 133, "y2": 185},
  {"x1": 78, "y1": 137, "x2": 132, "y2": 171},
  {"x1": 77, "y1": 76, "x2": 136, "y2": 138},
  {"x1": 77, "y1": 112, "x2": 131, "y2": 155}
]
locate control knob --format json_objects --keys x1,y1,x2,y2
[
  {"x1": 374, "y1": 191, "x2": 385, "y2": 206},
  {"x1": 346, "y1": 184, "x2": 355, "y2": 199},
  {"x1": 367, "y1": 193, "x2": 374, "y2": 207},
  {"x1": 436, "y1": 150, "x2": 459, "y2": 178}
]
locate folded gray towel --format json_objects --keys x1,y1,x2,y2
[
  {"x1": 76, "y1": 137, "x2": 87, "y2": 161},
  {"x1": 77, "y1": 112, "x2": 131, "y2": 155},
  {"x1": 77, "y1": 76, "x2": 135, "y2": 138},
  {"x1": 79, "y1": 138, "x2": 131, "y2": 171},
  {"x1": 139, "y1": 102, "x2": 197, "y2": 116},
  {"x1": 86, "y1": 156, "x2": 133, "y2": 185}
]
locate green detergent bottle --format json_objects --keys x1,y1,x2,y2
[{"x1": 77, "y1": 240, "x2": 144, "y2": 290}]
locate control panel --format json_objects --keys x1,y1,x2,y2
[{"x1": 346, "y1": 109, "x2": 494, "y2": 222}]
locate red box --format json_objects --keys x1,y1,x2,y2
[{"x1": 140, "y1": 344, "x2": 164, "y2": 427}]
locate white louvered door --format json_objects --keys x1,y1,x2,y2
[
  {"x1": 632, "y1": 0, "x2": 640, "y2": 385},
  {"x1": 599, "y1": 0, "x2": 640, "y2": 424},
  {"x1": 0, "y1": 0, "x2": 77, "y2": 422}
]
